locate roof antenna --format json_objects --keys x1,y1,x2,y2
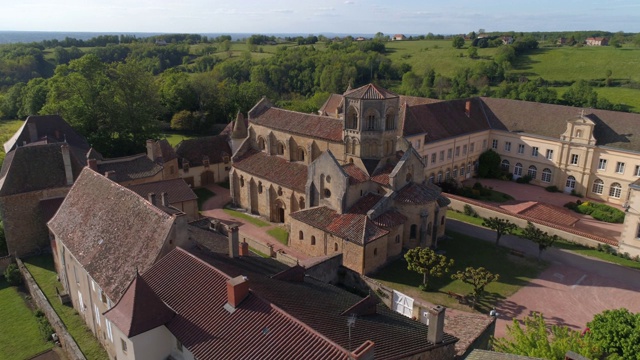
[{"x1": 347, "y1": 313, "x2": 357, "y2": 351}]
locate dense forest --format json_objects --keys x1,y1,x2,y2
[{"x1": 0, "y1": 31, "x2": 638, "y2": 157}]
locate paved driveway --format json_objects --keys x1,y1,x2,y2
[{"x1": 448, "y1": 220, "x2": 640, "y2": 338}]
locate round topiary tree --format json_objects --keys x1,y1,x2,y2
[
  {"x1": 4, "y1": 263, "x2": 22, "y2": 286},
  {"x1": 477, "y1": 149, "x2": 502, "y2": 178}
]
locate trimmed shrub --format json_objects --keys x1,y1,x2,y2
[
  {"x1": 574, "y1": 201, "x2": 625, "y2": 223},
  {"x1": 545, "y1": 185, "x2": 559, "y2": 192},
  {"x1": 4, "y1": 263, "x2": 21, "y2": 286},
  {"x1": 515, "y1": 175, "x2": 532, "y2": 184},
  {"x1": 463, "y1": 204, "x2": 477, "y2": 217},
  {"x1": 35, "y1": 309, "x2": 55, "y2": 341}
]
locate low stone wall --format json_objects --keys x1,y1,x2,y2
[
  {"x1": 0, "y1": 255, "x2": 13, "y2": 273},
  {"x1": 360, "y1": 274, "x2": 394, "y2": 308},
  {"x1": 239, "y1": 233, "x2": 275, "y2": 257},
  {"x1": 447, "y1": 194, "x2": 617, "y2": 248},
  {"x1": 275, "y1": 250, "x2": 298, "y2": 266},
  {"x1": 17, "y1": 259, "x2": 86, "y2": 360}
]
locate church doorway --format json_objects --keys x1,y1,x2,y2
[{"x1": 273, "y1": 199, "x2": 285, "y2": 223}]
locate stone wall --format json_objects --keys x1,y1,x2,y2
[
  {"x1": 238, "y1": 233, "x2": 274, "y2": 257},
  {"x1": 447, "y1": 194, "x2": 617, "y2": 247},
  {"x1": 304, "y1": 254, "x2": 343, "y2": 284},
  {"x1": 17, "y1": 258, "x2": 86, "y2": 360}
]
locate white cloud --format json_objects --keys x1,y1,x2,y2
[{"x1": 345, "y1": 0, "x2": 354, "y2": 4}]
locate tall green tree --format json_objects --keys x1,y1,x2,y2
[
  {"x1": 562, "y1": 80, "x2": 598, "y2": 108},
  {"x1": 405, "y1": 247, "x2": 454, "y2": 290},
  {"x1": 452, "y1": 36, "x2": 465, "y2": 49},
  {"x1": 586, "y1": 308, "x2": 640, "y2": 358},
  {"x1": 492, "y1": 312, "x2": 602, "y2": 359},
  {"x1": 19, "y1": 77, "x2": 48, "y2": 118},
  {"x1": 483, "y1": 217, "x2": 518, "y2": 247},
  {"x1": 451, "y1": 267, "x2": 499, "y2": 309}
]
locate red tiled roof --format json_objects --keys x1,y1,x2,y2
[
  {"x1": 318, "y1": 94, "x2": 344, "y2": 116},
  {"x1": 291, "y1": 206, "x2": 388, "y2": 245},
  {"x1": 395, "y1": 182, "x2": 444, "y2": 205},
  {"x1": 175, "y1": 134, "x2": 231, "y2": 167},
  {"x1": 371, "y1": 164, "x2": 395, "y2": 186},
  {"x1": 251, "y1": 107, "x2": 344, "y2": 142},
  {"x1": 373, "y1": 210, "x2": 407, "y2": 229},
  {"x1": 48, "y1": 168, "x2": 175, "y2": 301},
  {"x1": 142, "y1": 248, "x2": 350, "y2": 360},
  {"x1": 233, "y1": 149, "x2": 308, "y2": 192},
  {"x1": 344, "y1": 84, "x2": 398, "y2": 100},
  {"x1": 127, "y1": 178, "x2": 197, "y2": 204},
  {"x1": 104, "y1": 273, "x2": 175, "y2": 337},
  {"x1": 401, "y1": 98, "x2": 491, "y2": 138},
  {"x1": 348, "y1": 193, "x2": 383, "y2": 214},
  {"x1": 501, "y1": 201, "x2": 580, "y2": 227},
  {"x1": 342, "y1": 163, "x2": 369, "y2": 184}
]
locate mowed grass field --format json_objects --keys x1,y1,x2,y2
[
  {"x1": 0, "y1": 119, "x2": 23, "y2": 168},
  {"x1": 554, "y1": 86, "x2": 640, "y2": 113}
]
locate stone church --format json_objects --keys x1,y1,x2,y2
[{"x1": 230, "y1": 84, "x2": 449, "y2": 274}]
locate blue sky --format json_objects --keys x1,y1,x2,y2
[{"x1": 2, "y1": 0, "x2": 640, "y2": 34}]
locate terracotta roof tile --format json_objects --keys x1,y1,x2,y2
[
  {"x1": 175, "y1": 135, "x2": 231, "y2": 167},
  {"x1": 233, "y1": 149, "x2": 307, "y2": 192},
  {"x1": 402, "y1": 98, "x2": 491, "y2": 138},
  {"x1": 501, "y1": 201, "x2": 580, "y2": 227},
  {"x1": 127, "y1": 178, "x2": 197, "y2": 204},
  {"x1": 104, "y1": 273, "x2": 175, "y2": 337},
  {"x1": 318, "y1": 94, "x2": 344, "y2": 116},
  {"x1": 348, "y1": 193, "x2": 383, "y2": 214},
  {"x1": 142, "y1": 248, "x2": 350, "y2": 360},
  {"x1": 3, "y1": 115, "x2": 90, "y2": 154},
  {"x1": 372, "y1": 210, "x2": 407, "y2": 229},
  {"x1": 371, "y1": 164, "x2": 395, "y2": 186},
  {"x1": 48, "y1": 168, "x2": 175, "y2": 301},
  {"x1": 251, "y1": 107, "x2": 344, "y2": 142},
  {"x1": 342, "y1": 163, "x2": 369, "y2": 184},
  {"x1": 395, "y1": 182, "x2": 445, "y2": 205},
  {"x1": 344, "y1": 84, "x2": 399, "y2": 100},
  {"x1": 154, "y1": 139, "x2": 177, "y2": 163}
]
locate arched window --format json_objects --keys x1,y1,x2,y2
[
  {"x1": 367, "y1": 114, "x2": 376, "y2": 130},
  {"x1": 453, "y1": 166, "x2": 458, "y2": 178},
  {"x1": 258, "y1": 181, "x2": 263, "y2": 194},
  {"x1": 609, "y1": 182, "x2": 622, "y2": 198},
  {"x1": 299, "y1": 148, "x2": 305, "y2": 161},
  {"x1": 299, "y1": 197, "x2": 305, "y2": 209},
  {"x1": 576, "y1": 129, "x2": 582, "y2": 138},
  {"x1": 460, "y1": 165, "x2": 465, "y2": 177},
  {"x1": 240, "y1": 175, "x2": 245, "y2": 187},
  {"x1": 429, "y1": 174, "x2": 435, "y2": 183},
  {"x1": 528, "y1": 165, "x2": 537, "y2": 179},
  {"x1": 437, "y1": 172, "x2": 443, "y2": 183},
  {"x1": 347, "y1": 108, "x2": 358, "y2": 129},
  {"x1": 334, "y1": 243, "x2": 338, "y2": 252},
  {"x1": 445, "y1": 170, "x2": 450, "y2": 179},
  {"x1": 373, "y1": 248, "x2": 378, "y2": 256},
  {"x1": 395, "y1": 235, "x2": 400, "y2": 243},
  {"x1": 385, "y1": 112, "x2": 394, "y2": 130},
  {"x1": 277, "y1": 142, "x2": 285, "y2": 155},
  {"x1": 501, "y1": 159, "x2": 510, "y2": 171},
  {"x1": 258, "y1": 137, "x2": 266, "y2": 150},
  {"x1": 514, "y1": 163, "x2": 523, "y2": 176},
  {"x1": 592, "y1": 179, "x2": 604, "y2": 194},
  {"x1": 406, "y1": 172, "x2": 413, "y2": 182},
  {"x1": 324, "y1": 189, "x2": 331, "y2": 198},
  {"x1": 410, "y1": 224, "x2": 417, "y2": 239},
  {"x1": 299, "y1": 231, "x2": 304, "y2": 240},
  {"x1": 542, "y1": 168, "x2": 552, "y2": 183},
  {"x1": 311, "y1": 236, "x2": 316, "y2": 245}
]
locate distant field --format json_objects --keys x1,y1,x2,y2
[
  {"x1": 385, "y1": 39, "x2": 498, "y2": 77},
  {"x1": 0, "y1": 119, "x2": 23, "y2": 168},
  {"x1": 512, "y1": 45, "x2": 640, "y2": 82},
  {"x1": 554, "y1": 86, "x2": 640, "y2": 113}
]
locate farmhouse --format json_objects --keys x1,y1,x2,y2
[
  {"x1": 393, "y1": 34, "x2": 407, "y2": 41},
  {"x1": 585, "y1": 37, "x2": 608, "y2": 46}
]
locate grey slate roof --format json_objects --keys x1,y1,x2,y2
[
  {"x1": 127, "y1": 178, "x2": 197, "y2": 204},
  {"x1": 175, "y1": 135, "x2": 231, "y2": 167},
  {"x1": 0, "y1": 143, "x2": 84, "y2": 196},
  {"x1": 48, "y1": 168, "x2": 175, "y2": 302},
  {"x1": 96, "y1": 154, "x2": 163, "y2": 183}
]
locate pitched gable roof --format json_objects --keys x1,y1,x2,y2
[
  {"x1": 402, "y1": 98, "x2": 491, "y2": 138},
  {"x1": 103, "y1": 272, "x2": 175, "y2": 337},
  {"x1": 250, "y1": 107, "x2": 344, "y2": 142},
  {"x1": 48, "y1": 168, "x2": 175, "y2": 301},
  {"x1": 233, "y1": 149, "x2": 308, "y2": 192},
  {"x1": 142, "y1": 248, "x2": 350, "y2": 360},
  {"x1": 127, "y1": 178, "x2": 197, "y2": 204},
  {"x1": 3, "y1": 115, "x2": 90, "y2": 154},
  {"x1": 0, "y1": 143, "x2": 84, "y2": 196},
  {"x1": 344, "y1": 83, "x2": 398, "y2": 100},
  {"x1": 175, "y1": 135, "x2": 231, "y2": 167},
  {"x1": 96, "y1": 154, "x2": 163, "y2": 183}
]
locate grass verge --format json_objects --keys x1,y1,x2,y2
[
  {"x1": 447, "y1": 210, "x2": 640, "y2": 270},
  {"x1": 24, "y1": 255, "x2": 109, "y2": 360},
  {"x1": 194, "y1": 188, "x2": 216, "y2": 210},
  {"x1": 0, "y1": 279, "x2": 53, "y2": 360},
  {"x1": 0, "y1": 119, "x2": 23, "y2": 169},
  {"x1": 267, "y1": 227, "x2": 289, "y2": 245},
  {"x1": 223, "y1": 209, "x2": 270, "y2": 227},
  {"x1": 372, "y1": 230, "x2": 546, "y2": 313}
]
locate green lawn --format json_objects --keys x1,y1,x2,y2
[
  {"x1": 554, "y1": 86, "x2": 640, "y2": 113},
  {"x1": 267, "y1": 227, "x2": 289, "y2": 245},
  {"x1": 161, "y1": 132, "x2": 196, "y2": 147},
  {"x1": 0, "y1": 119, "x2": 23, "y2": 169},
  {"x1": 223, "y1": 209, "x2": 270, "y2": 227},
  {"x1": 0, "y1": 279, "x2": 53, "y2": 360},
  {"x1": 372, "y1": 230, "x2": 546, "y2": 313},
  {"x1": 23, "y1": 256, "x2": 109, "y2": 360},
  {"x1": 194, "y1": 188, "x2": 215, "y2": 210},
  {"x1": 447, "y1": 210, "x2": 640, "y2": 269}
]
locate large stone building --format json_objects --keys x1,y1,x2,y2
[{"x1": 229, "y1": 84, "x2": 450, "y2": 274}]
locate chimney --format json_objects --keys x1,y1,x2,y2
[
  {"x1": 228, "y1": 225, "x2": 239, "y2": 258},
  {"x1": 28, "y1": 122, "x2": 38, "y2": 143},
  {"x1": 160, "y1": 192, "x2": 169, "y2": 207},
  {"x1": 147, "y1": 193, "x2": 157, "y2": 205},
  {"x1": 87, "y1": 158, "x2": 98, "y2": 171},
  {"x1": 209, "y1": 219, "x2": 221, "y2": 232},
  {"x1": 146, "y1": 139, "x2": 155, "y2": 161},
  {"x1": 224, "y1": 276, "x2": 249, "y2": 313},
  {"x1": 60, "y1": 144, "x2": 74, "y2": 186},
  {"x1": 239, "y1": 241, "x2": 249, "y2": 256},
  {"x1": 351, "y1": 340, "x2": 375, "y2": 360},
  {"x1": 105, "y1": 170, "x2": 117, "y2": 181},
  {"x1": 465, "y1": 100, "x2": 471, "y2": 117},
  {"x1": 427, "y1": 306, "x2": 446, "y2": 344}
]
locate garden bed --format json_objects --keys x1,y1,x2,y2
[{"x1": 564, "y1": 200, "x2": 625, "y2": 223}]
